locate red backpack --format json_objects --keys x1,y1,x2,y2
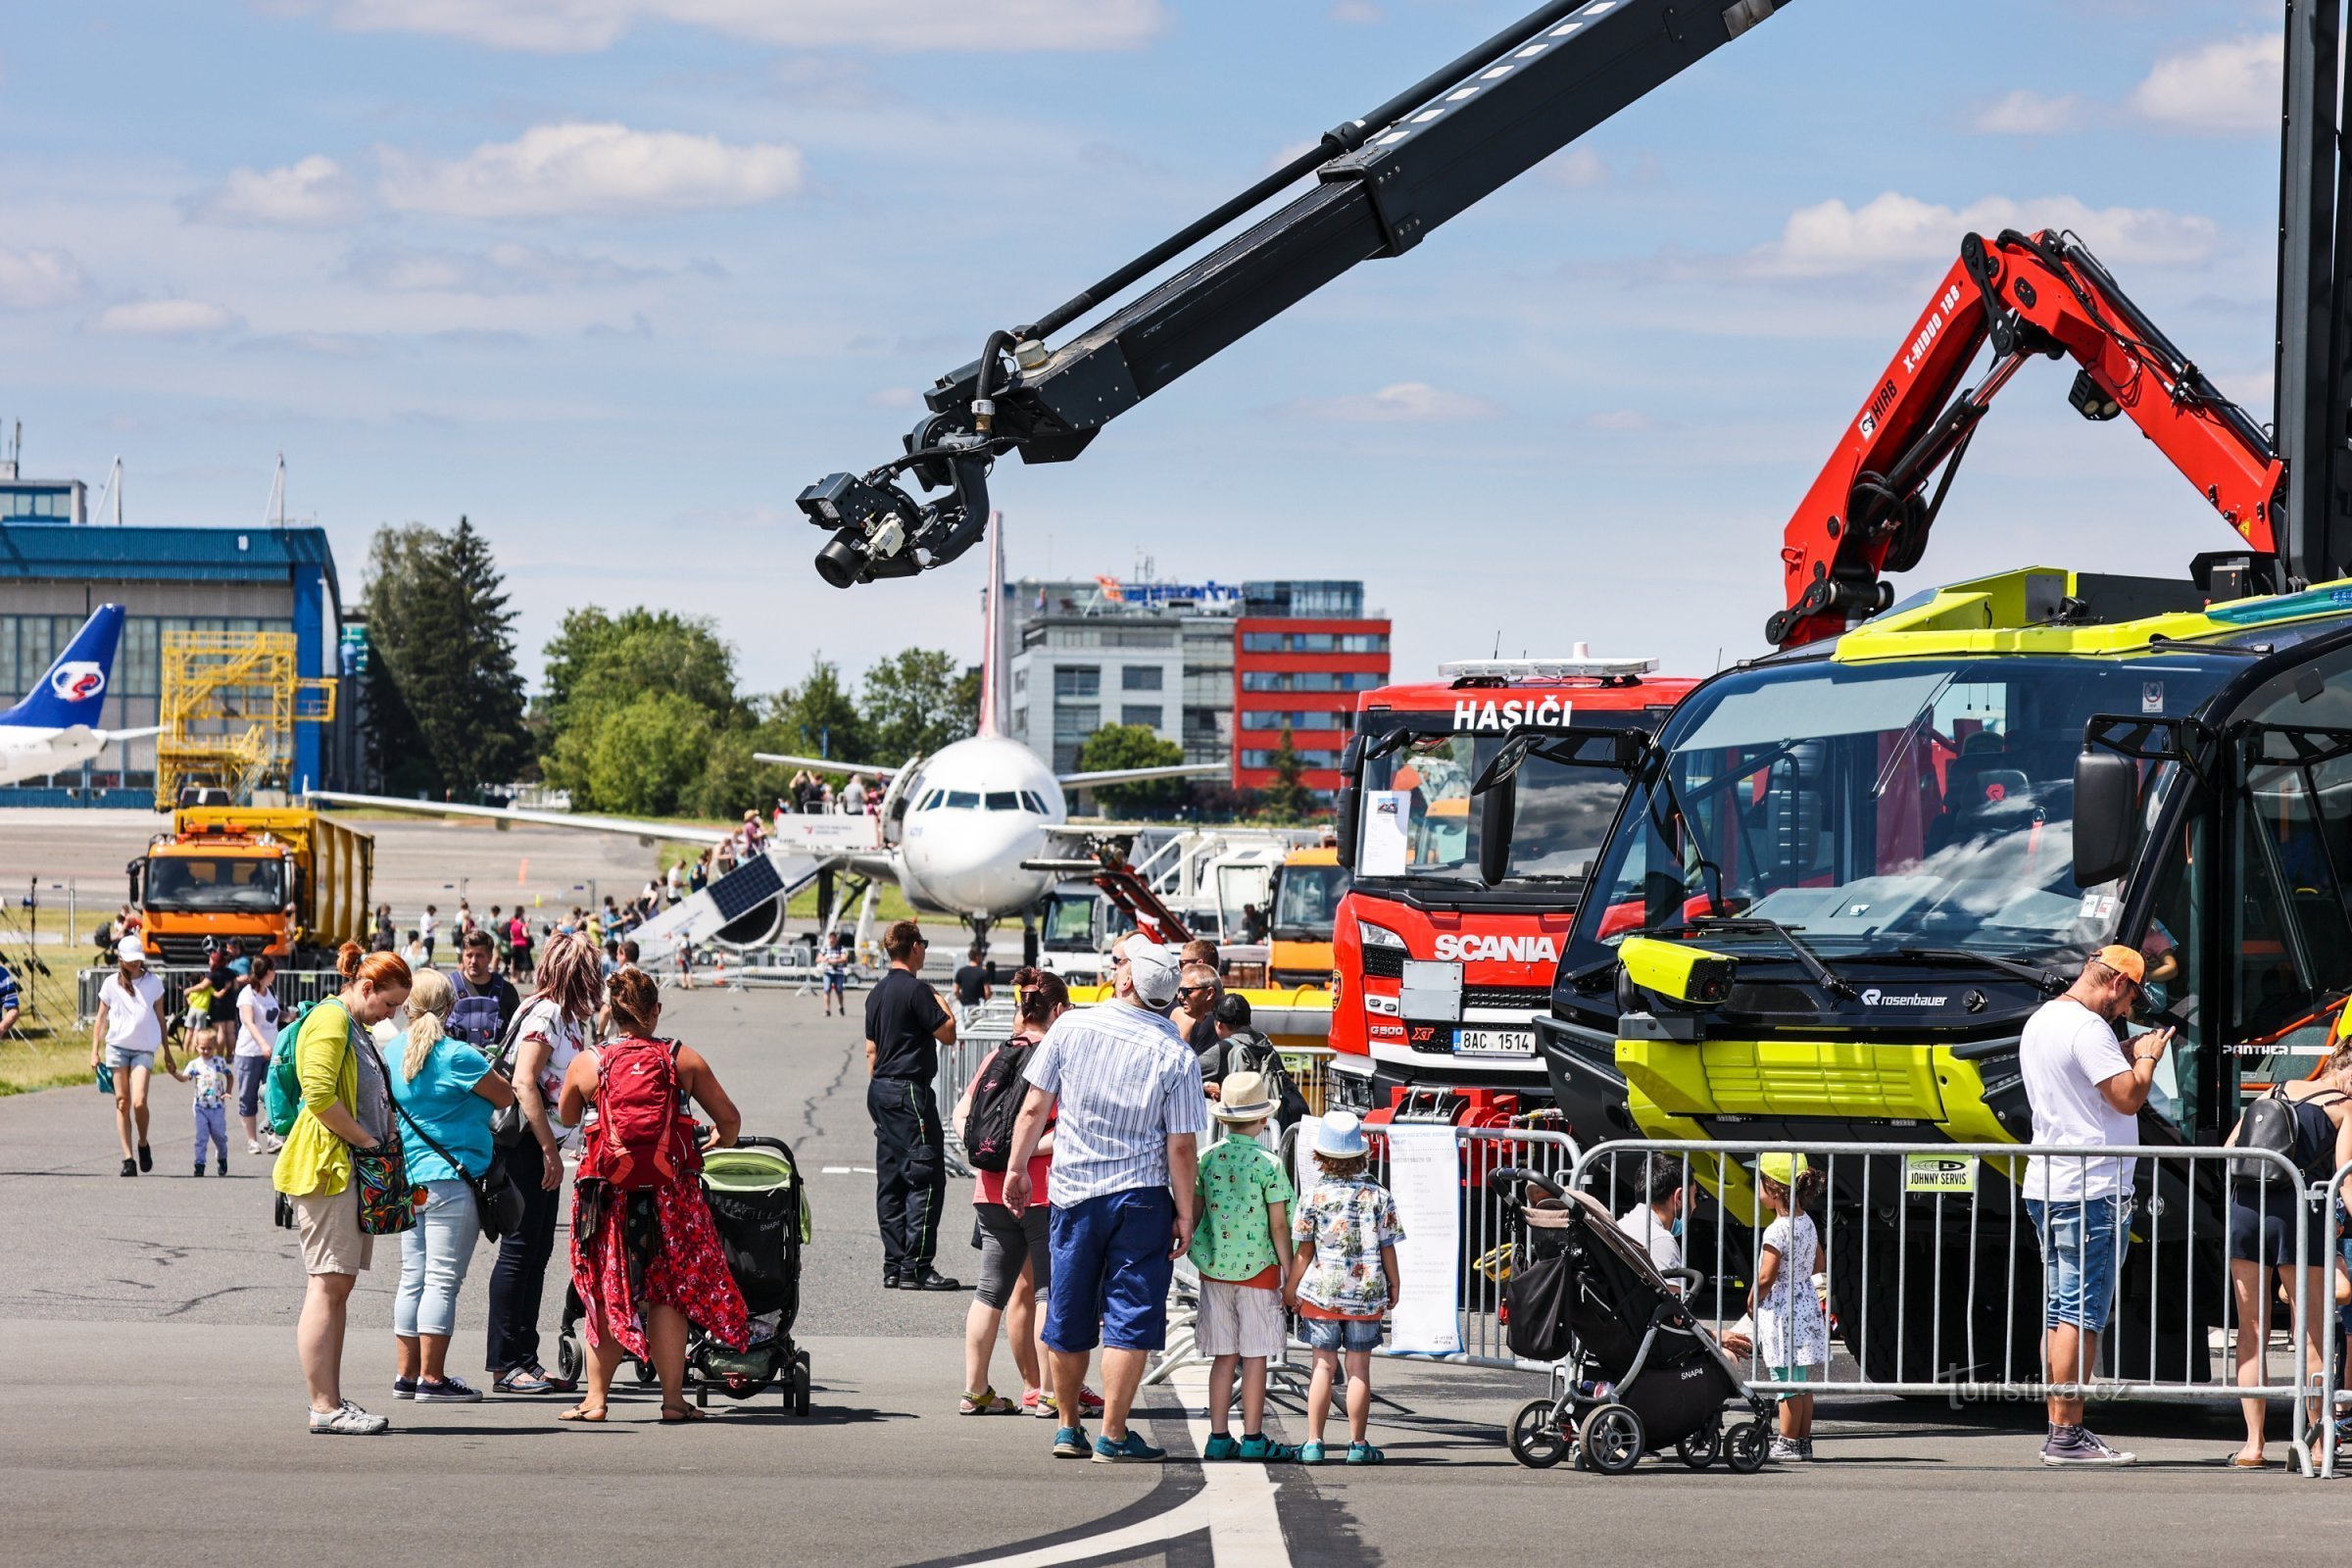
[{"x1": 582, "y1": 1036, "x2": 694, "y2": 1191}]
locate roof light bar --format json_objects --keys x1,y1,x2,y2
[{"x1": 1438, "y1": 652, "x2": 1657, "y2": 681}]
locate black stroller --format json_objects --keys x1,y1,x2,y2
[
  {"x1": 1489, "y1": 1167, "x2": 1773, "y2": 1474},
  {"x1": 558, "y1": 1134, "x2": 813, "y2": 1415}
]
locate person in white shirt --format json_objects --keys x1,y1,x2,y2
[
  {"x1": 234, "y1": 955, "x2": 284, "y2": 1154},
  {"x1": 90, "y1": 937, "x2": 171, "y2": 1177},
  {"x1": 420, "y1": 906, "x2": 440, "y2": 964},
  {"x1": 2019, "y1": 945, "x2": 2171, "y2": 1468},
  {"x1": 1614, "y1": 1153, "x2": 1689, "y2": 1279}
]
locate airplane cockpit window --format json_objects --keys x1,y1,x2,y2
[
  {"x1": 945, "y1": 791, "x2": 981, "y2": 808},
  {"x1": 1020, "y1": 791, "x2": 1049, "y2": 813},
  {"x1": 986, "y1": 792, "x2": 1021, "y2": 811},
  {"x1": 916, "y1": 790, "x2": 944, "y2": 811}
]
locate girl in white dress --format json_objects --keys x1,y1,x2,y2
[{"x1": 1749, "y1": 1152, "x2": 1829, "y2": 1462}]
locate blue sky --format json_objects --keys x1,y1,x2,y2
[{"x1": 0, "y1": 0, "x2": 2295, "y2": 694}]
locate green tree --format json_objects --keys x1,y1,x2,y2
[
  {"x1": 861, "y1": 648, "x2": 977, "y2": 760},
  {"x1": 584, "y1": 692, "x2": 713, "y2": 816},
  {"x1": 539, "y1": 607, "x2": 745, "y2": 808},
  {"x1": 1259, "y1": 724, "x2": 1313, "y2": 821},
  {"x1": 361, "y1": 517, "x2": 527, "y2": 798},
  {"x1": 1076, "y1": 723, "x2": 1187, "y2": 815},
  {"x1": 770, "y1": 657, "x2": 870, "y2": 765}
]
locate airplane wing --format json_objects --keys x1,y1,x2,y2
[
  {"x1": 1055, "y1": 761, "x2": 1226, "y2": 788},
  {"x1": 98, "y1": 726, "x2": 163, "y2": 746},
  {"x1": 305, "y1": 791, "x2": 733, "y2": 846},
  {"x1": 751, "y1": 752, "x2": 903, "y2": 780}
]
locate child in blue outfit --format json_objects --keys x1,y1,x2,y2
[
  {"x1": 1283, "y1": 1111, "x2": 1403, "y2": 1464},
  {"x1": 175, "y1": 1033, "x2": 232, "y2": 1176}
]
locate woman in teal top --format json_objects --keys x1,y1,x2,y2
[{"x1": 388, "y1": 967, "x2": 514, "y2": 1402}]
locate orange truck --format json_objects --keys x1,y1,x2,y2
[
  {"x1": 1265, "y1": 844, "x2": 1348, "y2": 991},
  {"x1": 131, "y1": 807, "x2": 372, "y2": 966}
]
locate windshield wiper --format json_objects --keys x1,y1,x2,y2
[
  {"x1": 1890, "y1": 947, "x2": 2066, "y2": 997},
  {"x1": 1689, "y1": 916, "x2": 1855, "y2": 999}
]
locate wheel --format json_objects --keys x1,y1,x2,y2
[
  {"x1": 1507, "y1": 1397, "x2": 1571, "y2": 1469},
  {"x1": 1677, "y1": 1424, "x2": 1721, "y2": 1470},
  {"x1": 1725, "y1": 1418, "x2": 1771, "y2": 1474},
  {"x1": 792, "y1": 1358, "x2": 812, "y2": 1417},
  {"x1": 1581, "y1": 1402, "x2": 1644, "y2": 1475},
  {"x1": 554, "y1": 1331, "x2": 582, "y2": 1386},
  {"x1": 696, "y1": 1385, "x2": 709, "y2": 1408},
  {"x1": 633, "y1": 1357, "x2": 657, "y2": 1387}
]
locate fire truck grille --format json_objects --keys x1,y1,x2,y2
[{"x1": 1359, "y1": 946, "x2": 1405, "y2": 980}]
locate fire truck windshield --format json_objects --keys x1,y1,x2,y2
[
  {"x1": 145, "y1": 857, "x2": 285, "y2": 913},
  {"x1": 1354, "y1": 717, "x2": 1638, "y2": 892},
  {"x1": 1569, "y1": 654, "x2": 2238, "y2": 971}
]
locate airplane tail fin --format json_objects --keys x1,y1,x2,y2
[
  {"x1": 0, "y1": 604, "x2": 125, "y2": 728},
  {"x1": 977, "y1": 509, "x2": 1004, "y2": 739}
]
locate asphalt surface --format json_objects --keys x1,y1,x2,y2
[{"x1": 5, "y1": 815, "x2": 2350, "y2": 1562}]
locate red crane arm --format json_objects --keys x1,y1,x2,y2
[{"x1": 1767, "y1": 228, "x2": 2285, "y2": 648}]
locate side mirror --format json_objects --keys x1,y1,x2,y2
[
  {"x1": 1332, "y1": 736, "x2": 1365, "y2": 871},
  {"x1": 1479, "y1": 775, "x2": 1517, "y2": 887},
  {"x1": 2072, "y1": 749, "x2": 2139, "y2": 887}
]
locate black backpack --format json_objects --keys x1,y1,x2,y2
[
  {"x1": 2238, "y1": 1085, "x2": 2346, "y2": 1185},
  {"x1": 962, "y1": 1038, "x2": 1038, "y2": 1173},
  {"x1": 1222, "y1": 1030, "x2": 1309, "y2": 1124}
]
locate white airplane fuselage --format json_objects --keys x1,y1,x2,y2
[{"x1": 892, "y1": 735, "x2": 1074, "y2": 922}]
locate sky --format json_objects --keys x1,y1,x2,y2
[{"x1": 0, "y1": 0, "x2": 2301, "y2": 696}]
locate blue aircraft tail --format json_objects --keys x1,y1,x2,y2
[{"x1": 0, "y1": 604, "x2": 126, "y2": 728}]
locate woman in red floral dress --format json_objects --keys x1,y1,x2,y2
[{"x1": 556, "y1": 968, "x2": 749, "y2": 1423}]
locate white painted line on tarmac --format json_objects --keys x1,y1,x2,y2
[
  {"x1": 954, "y1": 1494, "x2": 1208, "y2": 1568},
  {"x1": 817, "y1": 1165, "x2": 877, "y2": 1174}
]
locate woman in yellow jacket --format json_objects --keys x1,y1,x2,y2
[{"x1": 273, "y1": 943, "x2": 412, "y2": 1436}]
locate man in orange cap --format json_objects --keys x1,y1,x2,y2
[{"x1": 2018, "y1": 945, "x2": 2173, "y2": 1468}]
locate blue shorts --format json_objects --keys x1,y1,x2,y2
[
  {"x1": 823, "y1": 970, "x2": 846, "y2": 993},
  {"x1": 1299, "y1": 1314, "x2": 1384, "y2": 1353},
  {"x1": 2027, "y1": 1194, "x2": 2128, "y2": 1333},
  {"x1": 1045, "y1": 1189, "x2": 1176, "y2": 1354}
]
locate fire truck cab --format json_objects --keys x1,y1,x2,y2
[{"x1": 1327, "y1": 653, "x2": 1694, "y2": 1110}]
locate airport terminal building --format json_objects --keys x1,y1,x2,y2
[
  {"x1": 0, "y1": 463, "x2": 355, "y2": 803},
  {"x1": 1002, "y1": 575, "x2": 1390, "y2": 794}
]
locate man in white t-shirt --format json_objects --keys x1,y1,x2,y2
[
  {"x1": 1614, "y1": 1152, "x2": 1689, "y2": 1280},
  {"x1": 2019, "y1": 944, "x2": 2171, "y2": 1468}
]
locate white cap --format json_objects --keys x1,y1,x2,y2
[
  {"x1": 1125, "y1": 944, "x2": 1182, "y2": 1008},
  {"x1": 117, "y1": 935, "x2": 147, "y2": 963}
]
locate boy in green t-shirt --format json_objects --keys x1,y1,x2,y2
[{"x1": 1188, "y1": 1070, "x2": 1298, "y2": 1461}]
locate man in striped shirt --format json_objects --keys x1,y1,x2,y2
[{"x1": 1004, "y1": 944, "x2": 1205, "y2": 1463}]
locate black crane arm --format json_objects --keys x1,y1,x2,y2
[{"x1": 797, "y1": 0, "x2": 1792, "y2": 587}]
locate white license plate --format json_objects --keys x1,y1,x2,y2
[{"x1": 1453, "y1": 1028, "x2": 1535, "y2": 1056}]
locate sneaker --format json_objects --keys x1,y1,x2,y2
[
  {"x1": 416, "y1": 1376, "x2": 483, "y2": 1403},
  {"x1": 1202, "y1": 1433, "x2": 1243, "y2": 1461},
  {"x1": 1299, "y1": 1440, "x2": 1328, "y2": 1464},
  {"x1": 309, "y1": 1401, "x2": 389, "y2": 1436},
  {"x1": 217, "y1": 1159, "x2": 228, "y2": 1176},
  {"x1": 392, "y1": 1378, "x2": 418, "y2": 1400},
  {"x1": 1769, "y1": 1436, "x2": 1803, "y2": 1463},
  {"x1": 1345, "y1": 1441, "x2": 1384, "y2": 1465},
  {"x1": 2040, "y1": 1425, "x2": 2136, "y2": 1466},
  {"x1": 1797, "y1": 1438, "x2": 1817, "y2": 1462},
  {"x1": 1238, "y1": 1434, "x2": 1301, "y2": 1462},
  {"x1": 1053, "y1": 1425, "x2": 1091, "y2": 1459},
  {"x1": 264, "y1": 1133, "x2": 284, "y2": 1152},
  {"x1": 247, "y1": 1139, "x2": 265, "y2": 1155},
  {"x1": 1074, "y1": 1385, "x2": 1104, "y2": 1416},
  {"x1": 138, "y1": 1144, "x2": 153, "y2": 1173},
  {"x1": 1093, "y1": 1431, "x2": 1168, "y2": 1464},
  {"x1": 192, "y1": 1165, "x2": 205, "y2": 1178},
  {"x1": 121, "y1": 1158, "x2": 137, "y2": 1178}
]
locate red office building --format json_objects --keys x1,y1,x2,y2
[{"x1": 1231, "y1": 580, "x2": 1390, "y2": 796}]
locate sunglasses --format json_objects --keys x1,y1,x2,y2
[{"x1": 1175, "y1": 984, "x2": 1215, "y2": 998}]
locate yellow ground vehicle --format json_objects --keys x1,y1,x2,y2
[
  {"x1": 1267, "y1": 845, "x2": 1347, "y2": 990},
  {"x1": 131, "y1": 807, "x2": 372, "y2": 966}
]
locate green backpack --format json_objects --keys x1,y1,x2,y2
[{"x1": 265, "y1": 997, "x2": 356, "y2": 1139}]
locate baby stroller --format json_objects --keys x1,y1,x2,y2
[
  {"x1": 558, "y1": 1134, "x2": 813, "y2": 1415},
  {"x1": 1489, "y1": 1167, "x2": 1772, "y2": 1474}
]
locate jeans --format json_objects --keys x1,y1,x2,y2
[
  {"x1": 234, "y1": 1056, "x2": 269, "y2": 1117},
  {"x1": 396, "y1": 1180, "x2": 482, "y2": 1339},
  {"x1": 192, "y1": 1102, "x2": 227, "y2": 1164},
  {"x1": 868, "y1": 1077, "x2": 945, "y2": 1276},
  {"x1": 2027, "y1": 1193, "x2": 2129, "y2": 1332},
  {"x1": 486, "y1": 1139, "x2": 563, "y2": 1373}
]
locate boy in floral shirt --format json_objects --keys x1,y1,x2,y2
[
  {"x1": 1188, "y1": 1071, "x2": 1298, "y2": 1462},
  {"x1": 1283, "y1": 1110, "x2": 1403, "y2": 1464}
]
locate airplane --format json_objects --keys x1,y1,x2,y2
[
  {"x1": 0, "y1": 603, "x2": 161, "y2": 786},
  {"x1": 310, "y1": 513, "x2": 1219, "y2": 959}
]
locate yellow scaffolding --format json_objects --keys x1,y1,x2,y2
[{"x1": 154, "y1": 630, "x2": 338, "y2": 809}]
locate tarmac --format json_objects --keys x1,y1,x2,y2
[{"x1": 4, "y1": 817, "x2": 2350, "y2": 1563}]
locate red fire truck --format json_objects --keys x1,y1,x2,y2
[{"x1": 1327, "y1": 653, "x2": 1695, "y2": 1111}]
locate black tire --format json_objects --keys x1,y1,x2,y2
[
  {"x1": 1677, "y1": 1424, "x2": 1721, "y2": 1470},
  {"x1": 1725, "y1": 1418, "x2": 1771, "y2": 1474},
  {"x1": 1581, "y1": 1403, "x2": 1644, "y2": 1475},
  {"x1": 633, "y1": 1358, "x2": 657, "y2": 1387},
  {"x1": 697, "y1": 1384, "x2": 709, "y2": 1408},
  {"x1": 792, "y1": 1358, "x2": 812, "y2": 1418},
  {"x1": 555, "y1": 1332, "x2": 583, "y2": 1386},
  {"x1": 1508, "y1": 1397, "x2": 1571, "y2": 1469}
]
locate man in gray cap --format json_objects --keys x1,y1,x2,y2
[{"x1": 1004, "y1": 942, "x2": 1206, "y2": 1464}]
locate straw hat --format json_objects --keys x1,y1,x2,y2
[{"x1": 1212, "y1": 1070, "x2": 1281, "y2": 1124}]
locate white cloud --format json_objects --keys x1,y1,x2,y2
[
  {"x1": 343, "y1": 241, "x2": 662, "y2": 293},
  {"x1": 1285, "y1": 381, "x2": 1500, "y2": 422},
  {"x1": 1970, "y1": 89, "x2": 2084, "y2": 135},
  {"x1": 326, "y1": 0, "x2": 1163, "y2": 53},
  {"x1": 0, "y1": 246, "x2": 90, "y2": 310},
  {"x1": 88, "y1": 299, "x2": 243, "y2": 336},
  {"x1": 1544, "y1": 147, "x2": 1610, "y2": 188},
  {"x1": 2129, "y1": 34, "x2": 2281, "y2": 134},
  {"x1": 1745, "y1": 191, "x2": 2221, "y2": 277},
  {"x1": 187, "y1": 154, "x2": 367, "y2": 226},
  {"x1": 379, "y1": 122, "x2": 805, "y2": 218}
]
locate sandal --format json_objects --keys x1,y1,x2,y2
[
  {"x1": 556, "y1": 1405, "x2": 607, "y2": 1423},
  {"x1": 660, "y1": 1404, "x2": 708, "y2": 1423},
  {"x1": 2227, "y1": 1450, "x2": 2268, "y2": 1470},
  {"x1": 959, "y1": 1387, "x2": 1018, "y2": 1415}
]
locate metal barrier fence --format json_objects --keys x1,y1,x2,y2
[
  {"x1": 933, "y1": 1001, "x2": 1018, "y2": 1174},
  {"x1": 2321, "y1": 1160, "x2": 2352, "y2": 1480},
  {"x1": 75, "y1": 966, "x2": 346, "y2": 1028},
  {"x1": 1569, "y1": 1138, "x2": 2328, "y2": 1475}
]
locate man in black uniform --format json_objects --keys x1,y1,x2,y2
[{"x1": 865, "y1": 919, "x2": 960, "y2": 1290}]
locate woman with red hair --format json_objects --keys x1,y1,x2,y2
[{"x1": 273, "y1": 942, "x2": 412, "y2": 1436}]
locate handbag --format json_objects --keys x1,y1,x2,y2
[
  {"x1": 484, "y1": 1003, "x2": 536, "y2": 1149},
  {"x1": 385, "y1": 1066, "x2": 528, "y2": 1241},
  {"x1": 352, "y1": 1037, "x2": 418, "y2": 1236}
]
